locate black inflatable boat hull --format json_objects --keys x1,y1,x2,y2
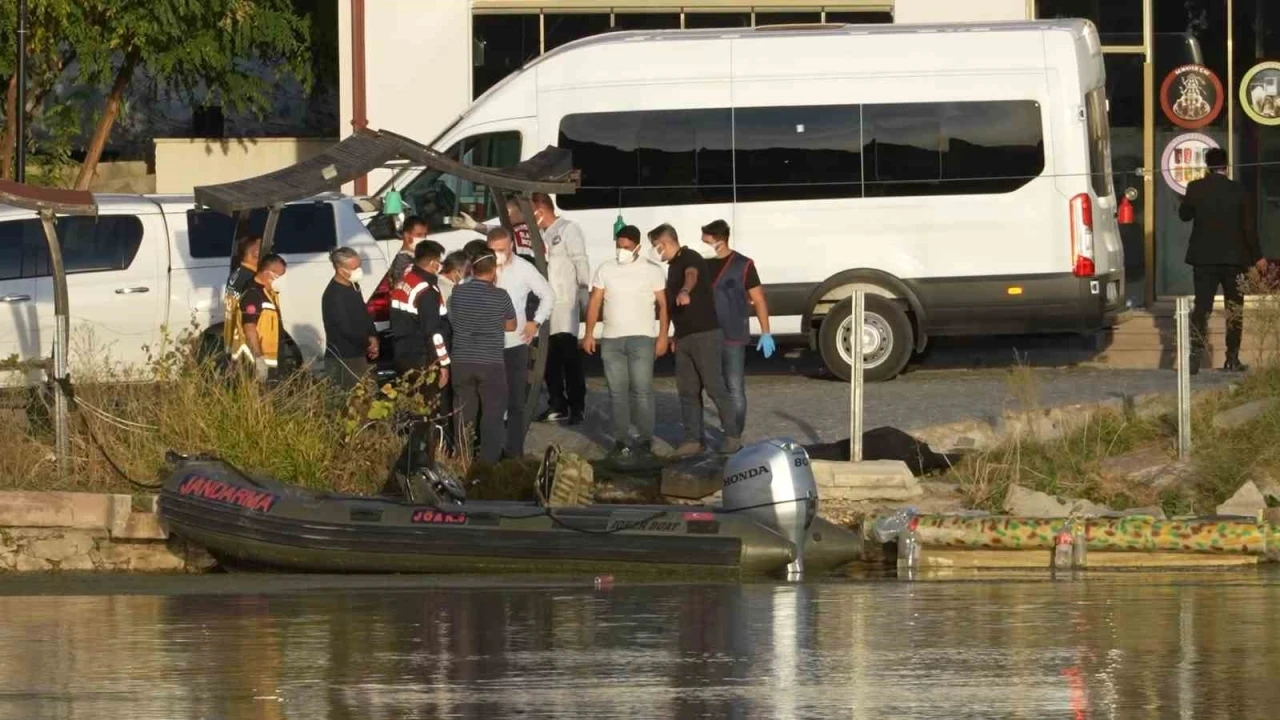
[{"x1": 157, "y1": 460, "x2": 859, "y2": 577}]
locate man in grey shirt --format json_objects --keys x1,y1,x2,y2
[
  {"x1": 448, "y1": 251, "x2": 518, "y2": 464},
  {"x1": 488, "y1": 226, "x2": 555, "y2": 458}
]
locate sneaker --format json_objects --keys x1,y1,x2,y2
[
  {"x1": 673, "y1": 441, "x2": 705, "y2": 458},
  {"x1": 610, "y1": 443, "x2": 636, "y2": 465},
  {"x1": 568, "y1": 411, "x2": 585, "y2": 426},
  {"x1": 535, "y1": 409, "x2": 569, "y2": 423},
  {"x1": 719, "y1": 436, "x2": 743, "y2": 455}
]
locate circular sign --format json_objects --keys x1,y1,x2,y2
[
  {"x1": 1161, "y1": 133, "x2": 1220, "y2": 195},
  {"x1": 1160, "y1": 64, "x2": 1224, "y2": 129},
  {"x1": 1240, "y1": 61, "x2": 1280, "y2": 126}
]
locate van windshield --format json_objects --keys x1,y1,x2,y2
[{"x1": 1085, "y1": 87, "x2": 1114, "y2": 198}]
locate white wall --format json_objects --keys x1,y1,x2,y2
[
  {"x1": 339, "y1": 0, "x2": 473, "y2": 193},
  {"x1": 895, "y1": 0, "x2": 1028, "y2": 23}
]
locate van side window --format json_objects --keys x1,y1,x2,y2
[
  {"x1": 558, "y1": 100, "x2": 1044, "y2": 209},
  {"x1": 863, "y1": 101, "x2": 1045, "y2": 197},
  {"x1": 1084, "y1": 88, "x2": 1114, "y2": 198},
  {"x1": 559, "y1": 109, "x2": 733, "y2": 210},
  {"x1": 734, "y1": 105, "x2": 862, "y2": 203},
  {"x1": 399, "y1": 131, "x2": 522, "y2": 230},
  {"x1": 188, "y1": 204, "x2": 337, "y2": 259},
  {"x1": 0, "y1": 216, "x2": 144, "y2": 278}
]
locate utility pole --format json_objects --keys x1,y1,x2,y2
[{"x1": 15, "y1": 0, "x2": 27, "y2": 183}]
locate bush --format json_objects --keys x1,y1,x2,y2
[{"x1": 0, "y1": 327, "x2": 420, "y2": 495}]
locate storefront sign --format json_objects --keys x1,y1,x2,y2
[
  {"x1": 1161, "y1": 133, "x2": 1220, "y2": 195},
  {"x1": 1240, "y1": 61, "x2": 1280, "y2": 126},
  {"x1": 1160, "y1": 65, "x2": 1224, "y2": 129}
]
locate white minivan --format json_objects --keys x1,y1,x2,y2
[
  {"x1": 374, "y1": 19, "x2": 1123, "y2": 381},
  {"x1": 0, "y1": 194, "x2": 389, "y2": 385}
]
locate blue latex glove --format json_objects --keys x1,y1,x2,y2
[{"x1": 756, "y1": 333, "x2": 776, "y2": 359}]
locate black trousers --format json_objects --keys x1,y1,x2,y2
[
  {"x1": 454, "y1": 361, "x2": 508, "y2": 465},
  {"x1": 503, "y1": 345, "x2": 529, "y2": 458},
  {"x1": 1191, "y1": 264, "x2": 1247, "y2": 360},
  {"x1": 544, "y1": 332, "x2": 586, "y2": 415}
]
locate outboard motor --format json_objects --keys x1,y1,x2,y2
[{"x1": 721, "y1": 439, "x2": 818, "y2": 580}]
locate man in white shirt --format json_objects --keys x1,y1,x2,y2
[
  {"x1": 488, "y1": 226, "x2": 555, "y2": 459},
  {"x1": 530, "y1": 192, "x2": 591, "y2": 425},
  {"x1": 582, "y1": 225, "x2": 670, "y2": 461}
]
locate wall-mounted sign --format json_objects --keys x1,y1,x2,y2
[
  {"x1": 1241, "y1": 61, "x2": 1280, "y2": 126},
  {"x1": 1161, "y1": 133, "x2": 1219, "y2": 195},
  {"x1": 1160, "y1": 64, "x2": 1224, "y2": 129}
]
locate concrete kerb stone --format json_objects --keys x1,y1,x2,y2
[
  {"x1": 0, "y1": 491, "x2": 125, "y2": 532},
  {"x1": 812, "y1": 460, "x2": 922, "y2": 502}
]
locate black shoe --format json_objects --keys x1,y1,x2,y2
[
  {"x1": 536, "y1": 409, "x2": 569, "y2": 423},
  {"x1": 568, "y1": 411, "x2": 585, "y2": 426},
  {"x1": 1224, "y1": 357, "x2": 1249, "y2": 373}
]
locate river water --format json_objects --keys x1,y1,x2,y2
[{"x1": 0, "y1": 571, "x2": 1277, "y2": 719}]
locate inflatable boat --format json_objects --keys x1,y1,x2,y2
[{"x1": 157, "y1": 439, "x2": 863, "y2": 577}]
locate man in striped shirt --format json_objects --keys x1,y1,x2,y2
[{"x1": 448, "y1": 250, "x2": 518, "y2": 464}]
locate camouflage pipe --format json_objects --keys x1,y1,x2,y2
[{"x1": 862, "y1": 515, "x2": 1279, "y2": 558}]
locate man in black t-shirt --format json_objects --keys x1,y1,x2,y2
[{"x1": 648, "y1": 224, "x2": 742, "y2": 457}]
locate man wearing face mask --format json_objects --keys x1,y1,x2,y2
[
  {"x1": 582, "y1": 225, "x2": 669, "y2": 462},
  {"x1": 322, "y1": 247, "x2": 378, "y2": 390},
  {"x1": 648, "y1": 224, "x2": 743, "y2": 456},
  {"x1": 530, "y1": 193, "x2": 591, "y2": 425},
  {"x1": 488, "y1": 226, "x2": 554, "y2": 458},
  {"x1": 390, "y1": 239, "x2": 452, "y2": 406},
  {"x1": 454, "y1": 197, "x2": 535, "y2": 260},
  {"x1": 236, "y1": 254, "x2": 288, "y2": 383},
  {"x1": 700, "y1": 219, "x2": 774, "y2": 436},
  {"x1": 438, "y1": 251, "x2": 469, "y2": 303},
  {"x1": 389, "y1": 216, "x2": 429, "y2": 282}
]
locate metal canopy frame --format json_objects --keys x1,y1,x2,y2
[
  {"x1": 0, "y1": 179, "x2": 98, "y2": 481},
  {"x1": 192, "y1": 128, "x2": 581, "y2": 442}
]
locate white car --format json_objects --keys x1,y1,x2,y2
[{"x1": 0, "y1": 193, "x2": 390, "y2": 385}]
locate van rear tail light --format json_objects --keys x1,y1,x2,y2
[{"x1": 1070, "y1": 193, "x2": 1095, "y2": 278}]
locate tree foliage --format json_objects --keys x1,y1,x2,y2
[{"x1": 0, "y1": 0, "x2": 316, "y2": 187}]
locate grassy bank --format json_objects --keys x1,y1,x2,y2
[
  {"x1": 1, "y1": 330, "x2": 406, "y2": 495},
  {"x1": 948, "y1": 275, "x2": 1280, "y2": 517}
]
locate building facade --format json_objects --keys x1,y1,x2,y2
[{"x1": 339, "y1": 0, "x2": 1278, "y2": 305}]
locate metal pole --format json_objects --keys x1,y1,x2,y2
[
  {"x1": 15, "y1": 0, "x2": 28, "y2": 183},
  {"x1": 850, "y1": 290, "x2": 865, "y2": 463},
  {"x1": 39, "y1": 210, "x2": 69, "y2": 479},
  {"x1": 1175, "y1": 296, "x2": 1192, "y2": 460}
]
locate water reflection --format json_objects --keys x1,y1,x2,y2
[{"x1": 0, "y1": 572, "x2": 1277, "y2": 719}]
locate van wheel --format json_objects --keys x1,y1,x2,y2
[{"x1": 818, "y1": 295, "x2": 913, "y2": 382}]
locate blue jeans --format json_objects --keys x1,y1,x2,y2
[
  {"x1": 600, "y1": 336, "x2": 656, "y2": 445},
  {"x1": 721, "y1": 343, "x2": 747, "y2": 434}
]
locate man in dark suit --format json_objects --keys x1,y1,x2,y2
[{"x1": 1179, "y1": 148, "x2": 1266, "y2": 374}]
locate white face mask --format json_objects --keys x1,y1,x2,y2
[
  {"x1": 617, "y1": 248, "x2": 638, "y2": 265},
  {"x1": 347, "y1": 267, "x2": 364, "y2": 285},
  {"x1": 649, "y1": 246, "x2": 666, "y2": 264},
  {"x1": 495, "y1": 249, "x2": 510, "y2": 266},
  {"x1": 269, "y1": 271, "x2": 286, "y2": 293},
  {"x1": 697, "y1": 242, "x2": 720, "y2": 260}
]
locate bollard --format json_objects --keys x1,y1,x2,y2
[
  {"x1": 849, "y1": 289, "x2": 865, "y2": 463},
  {"x1": 1175, "y1": 296, "x2": 1193, "y2": 460}
]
